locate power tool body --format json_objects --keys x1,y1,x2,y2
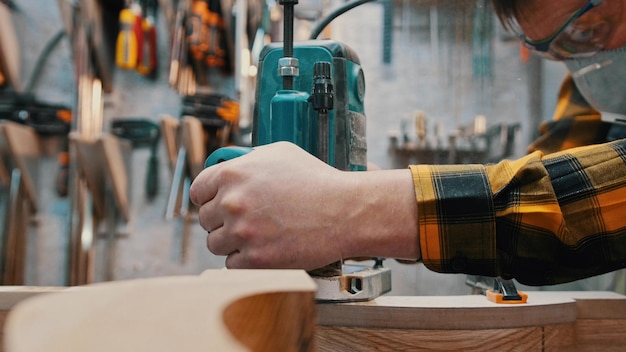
[{"x1": 205, "y1": 0, "x2": 390, "y2": 302}]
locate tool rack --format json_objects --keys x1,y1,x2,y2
[{"x1": 388, "y1": 114, "x2": 521, "y2": 168}]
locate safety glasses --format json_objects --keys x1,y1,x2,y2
[{"x1": 508, "y1": 0, "x2": 612, "y2": 60}]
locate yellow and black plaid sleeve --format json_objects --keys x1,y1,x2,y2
[{"x1": 411, "y1": 139, "x2": 626, "y2": 286}]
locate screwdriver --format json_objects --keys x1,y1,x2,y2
[
  {"x1": 136, "y1": 0, "x2": 157, "y2": 76},
  {"x1": 132, "y1": 2, "x2": 145, "y2": 68},
  {"x1": 115, "y1": 8, "x2": 139, "y2": 69}
]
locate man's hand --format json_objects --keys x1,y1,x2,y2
[{"x1": 190, "y1": 141, "x2": 419, "y2": 270}]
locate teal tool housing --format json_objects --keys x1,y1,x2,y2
[{"x1": 253, "y1": 40, "x2": 367, "y2": 171}]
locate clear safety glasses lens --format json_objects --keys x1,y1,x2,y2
[
  {"x1": 505, "y1": 1, "x2": 611, "y2": 60},
  {"x1": 533, "y1": 20, "x2": 612, "y2": 60}
]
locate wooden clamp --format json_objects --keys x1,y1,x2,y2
[
  {"x1": 0, "y1": 121, "x2": 41, "y2": 212},
  {"x1": 70, "y1": 132, "x2": 132, "y2": 223},
  {"x1": 163, "y1": 115, "x2": 205, "y2": 263},
  {"x1": 0, "y1": 122, "x2": 41, "y2": 285},
  {"x1": 68, "y1": 132, "x2": 132, "y2": 284}
]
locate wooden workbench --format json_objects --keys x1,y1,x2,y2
[
  {"x1": 316, "y1": 291, "x2": 626, "y2": 351},
  {"x1": 0, "y1": 271, "x2": 624, "y2": 351}
]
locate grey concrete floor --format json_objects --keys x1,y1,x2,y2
[{"x1": 8, "y1": 0, "x2": 624, "y2": 295}]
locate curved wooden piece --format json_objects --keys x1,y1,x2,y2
[
  {"x1": 317, "y1": 291, "x2": 626, "y2": 351},
  {"x1": 4, "y1": 270, "x2": 317, "y2": 352}
]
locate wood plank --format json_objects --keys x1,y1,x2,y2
[
  {"x1": 70, "y1": 133, "x2": 105, "y2": 220},
  {"x1": 0, "y1": 152, "x2": 9, "y2": 188},
  {"x1": 571, "y1": 291, "x2": 626, "y2": 319},
  {"x1": 0, "y1": 122, "x2": 41, "y2": 212},
  {"x1": 4, "y1": 270, "x2": 317, "y2": 352},
  {"x1": 574, "y1": 319, "x2": 626, "y2": 348},
  {"x1": 0, "y1": 287, "x2": 66, "y2": 310},
  {"x1": 317, "y1": 293, "x2": 578, "y2": 330},
  {"x1": 181, "y1": 116, "x2": 206, "y2": 179},
  {"x1": 159, "y1": 115, "x2": 180, "y2": 171},
  {"x1": 316, "y1": 326, "x2": 545, "y2": 352},
  {"x1": 98, "y1": 134, "x2": 131, "y2": 223},
  {"x1": 71, "y1": 133, "x2": 131, "y2": 222},
  {"x1": 0, "y1": 287, "x2": 65, "y2": 352},
  {"x1": 2, "y1": 190, "x2": 28, "y2": 285},
  {"x1": 544, "y1": 324, "x2": 576, "y2": 351},
  {"x1": 0, "y1": 123, "x2": 41, "y2": 285},
  {"x1": 317, "y1": 291, "x2": 626, "y2": 351},
  {"x1": 2, "y1": 285, "x2": 625, "y2": 351}
]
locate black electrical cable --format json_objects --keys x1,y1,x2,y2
[
  {"x1": 0, "y1": 0, "x2": 19, "y2": 11},
  {"x1": 25, "y1": 29, "x2": 66, "y2": 93},
  {"x1": 308, "y1": 0, "x2": 379, "y2": 40}
]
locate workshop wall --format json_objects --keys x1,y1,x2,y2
[
  {"x1": 6, "y1": 0, "x2": 622, "y2": 295},
  {"x1": 12, "y1": 0, "x2": 228, "y2": 286}
]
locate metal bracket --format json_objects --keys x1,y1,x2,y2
[
  {"x1": 314, "y1": 262, "x2": 392, "y2": 303},
  {"x1": 466, "y1": 275, "x2": 528, "y2": 304}
]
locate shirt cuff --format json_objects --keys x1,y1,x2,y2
[{"x1": 410, "y1": 164, "x2": 498, "y2": 276}]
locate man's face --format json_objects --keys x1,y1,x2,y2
[{"x1": 515, "y1": 0, "x2": 626, "y2": 51}]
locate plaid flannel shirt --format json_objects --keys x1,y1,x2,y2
[{"x1": 411, "y1": 75, "x2": 626, "y2": 286}]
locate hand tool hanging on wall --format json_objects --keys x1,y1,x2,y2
[
  {"x1": 5, "y1": 22, "x2": 72, "y2": 196},
  {"x1": 0, "y1": 92, "x2": 72, "y2": 135},
  {"x1": 115, "y1": 1, "x2": 143, "y2": 70},
  {"x1": 203, "y1": 0, "x2": 228, "y2": 71},
  {"x1": 186, "y1": 0, "x2": 210, "y2": 85},
  {"x1": 116, "y1": 5, "x2": 139, "y2": 69},
  {"x1": 169, "y1": 0, "x2": 196, "y2": 95},
  {"x1": 110, "y1": 118, "x2": 161, "y2": 200},
  {"x1": 185, "y1": 0, "x2": 229, "y2": 86},
  {"x1": 136, "y1": 0, "x2": 158, "y2": 77},
  {"x1": 0, "y1": 92, "x2": 72, "y2": 197},
  {"x1": 180, "y1": 93, "x2": 239, "y2": 154}
]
